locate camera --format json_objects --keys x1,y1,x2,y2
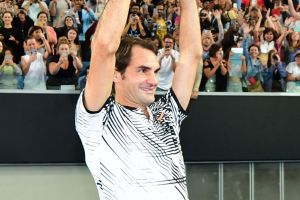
[
  {"x1": 30, "y1": 48, "x2": 37, "y2": 55},
  {"x1": 131, "y1": 14, "x2": 137, "y2": 19},
  {"x1": 4, "y1": 55, "x2": 12, "y2": 61},
  {"x1": 272, "y1": 54, "x2": 279, "y2": 62},
  {"x1": 61, "y1": 50, "x2": 68, "y2": 57}
]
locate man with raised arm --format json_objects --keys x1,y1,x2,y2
[{"x1": 75, "y1": 0, "x2": 202, "y2": 199}]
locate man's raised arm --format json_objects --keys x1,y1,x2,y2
[
  {"x1": 84, "y1": 0, "x2": 131, "y2": 111},
  {"x1": 172, "y1": 0, "x2": 202, "y2": 110}
]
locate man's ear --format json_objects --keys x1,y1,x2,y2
[{"x1": 113, "y1": 69, "x2": 121, "y2": 83}]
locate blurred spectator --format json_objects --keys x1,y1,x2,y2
[
  {"x1": 0, "y1": 40, "x2": 6, "y2": 64},
  {"x1": 262, "y1": 49, "x2": 286, "y2": 92},
  {"x1": 286, "y1": 50, "x2": 300, "y2": 92},
  {"x1": 35, "y1": 11, "x2": 57, "y2": 47},
  {"x1": 0, "y1": 49, "x2": 22, "y2": 89},
  {"x1": 0, "y1": 0, "x2": 19, "y2": 16},
  {"x1": 0, "y1": 11, "x2": 23, "y2": 63},
  {"x1": 150, "y1": 35, "x2": 162, "y2": 50},
  {"x1": 55, "y1": 14, "x2": 82, "y2": 38},
  {"x1": 200, "y1": 43, "x2": 228, "y2": 92},
  {"x1": 20, "y1": 36, "x2": 47, "y2": 90},
  {"x1": 66, "y1": 27, "x2": 81, "y2": 59},
  {"x1": 226, "y1": 38, "x2": 247, "y2": 92},
  {"x1": 122, "y1": 13, "x2": 147, "y2": 38},
  {"x1": 28, "y1": 25, "x2": 52, "y2": 58},
  {"x1": 282, "y1": 30, "x2": 300, "y2": 64},
  {"x1": 22, "y1": 0, "x2": 49, "y2": 22},
  {"x1": 152, "y1": 3, "x2": 168, "y2": 41},
  {"x1": 68, "y1": 0, "x2": 98, "y2": 41},
  {"x1": 156, "y1": 34, "x2": 179, "y2": 91},
  {"x1": 12, "y1": 9, "x2": 34, "y2": 40},
  {"x1": 49, "y1": 0, "x2": 71, "y2": 27},
  {"x1": 47, "y1": 36, "x2": 82, "y2": 88}
]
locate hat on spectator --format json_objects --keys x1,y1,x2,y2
[{"x1": 295, "y1": 50, "x2": 300, "y2": 57}]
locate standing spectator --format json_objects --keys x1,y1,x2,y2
[
  {"x1": 286, "y1": 50, "x2": 300, "y2": 92},
  {"x1": 262, "y1": 49, "x2": 286, "y2": 92},
  {"x1": 0, "y1": 11, "x2": 23, "y2": 63},
  {"x1": 0, "y1": 0, "x2": 19, "y2": 15},
  {"x1": 156, "y1": 34, "x2": 179, "y2": 91},
  {"x1": 0, "y1": 49, "x2": 22, "y2": 89},
  {"x1": 35, "y1": 11, "x2": 57, "y2": 47},
  {"x1": 122, "y1": 13, "x2": 147, "y2": 38},
  {"x1": 49, "y1": 0, "x2": 71, "y2": 27},
  {"x1": 20, "y1": 36, "x2": 47, "y2": 90},
  {"x1": 22, "y1": 0, "x2": 49, "y2": 22},
  {"x1": 55, "y1": 14, "x2": 81, "y2": 38},
  {"x1": 12, "y1": 9, "x2": 34, "y2": 41},
  {"x1": 200, "y1": 43, "x2": 228, "y2": 92},
  {"x1": 28, "y1": 25, "x2": 52, "y2": 58},
  {"x1": 66, "y1": 27, "x2": 81, "y2": 59},
  {"x1": 152, "y1": 3, "x2": 167, "y2": 41},
  {"x1": 47, "y1": 36, "x2": 82, "y2": 88}
]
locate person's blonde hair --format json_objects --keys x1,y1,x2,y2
[{"x1": 56, "y1": 36, "x2": 70, "y2": 53}]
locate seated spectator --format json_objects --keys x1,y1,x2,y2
[
  {"x1": 12, "y1": 9, "x2": 34, "y2": 41},
  {"x1": 22, "y1": 0, "x2": 49, "y2": 22},
  {"x1": 20, "y1": 36, "x2": 47, "y2": 90},
  {"x1": 49, "y1": 0, "x2": 72, "y2": 27},
  {"x1": 0, "y1": 49, "x2": 22, "y2": 89},
  {"x1": 55, "y1": 14, "x2": 81, "y2": 38},
  {"x1": 286, "y1": 50, "x2": 300, "y2": 92},
  {"x1": 0, "y1": 11, "x2": 23, "y2": 63},
  {"x1": 66, "y1": 27, "x2": 81, "y2": 59},
  {"x1": 262, "y1": 50, "x2": 286, "y2": 92},
  {"x1": 156, "y1": 34, "x2": 179, "y2": 91},
  {"x1": 122, "y1": 13, "x2": 147, "y2": 38},
  {"x1": 0, "y1": 0, "x2": 19, "y2": 16},
  {"x1": 28, "y1": 25, "x2": 52, "y2": 58},
  {"x1": 47, "y1": 36, "x2": 83, "y2": 88},
  {"x1": 35, "y1": 11, "x2": 57, "y2": 47},
  {"x1": 200, "y1": 43, "x2": 228, "y2": 92},
  {"x1": 0, "y1": 40, "x2": 6, "y2": 64}
]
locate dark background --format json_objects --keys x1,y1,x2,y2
[{"x1": 0, "y1": 92, "x2": 299, "y2": 164}]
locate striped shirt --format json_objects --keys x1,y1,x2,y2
[{"x1": 75, "y1": 89, "x2": 189, "y2": 200}]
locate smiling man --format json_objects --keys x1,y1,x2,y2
[{"x1": 75, "y1": 0, "x2": 201, "y2": 199}]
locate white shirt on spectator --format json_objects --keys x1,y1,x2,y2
[
  {"x1": 22, "y1": 1, "x2": 48, "y2": 22},
  {"x1": 286, "y1": 61, "x2": 300, "y2": 77},
  {"x1": 23, "y1": 52, "x2": 46, "y2": 90},
  {"x1": 157, "y1": 48, "x2": 180, "y2": 90}
]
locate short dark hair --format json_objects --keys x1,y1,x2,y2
[
  {"x1": 163, "y1": 34, "x2": 174, "y2": 42},
  {"x1": 37, "y1": 11, "x2": 48, "y2": 19},
  {"x1": 248, "y1": 44, "x2": 260, "y2": 52},
  {"x1": 24, "y1": 35, "x2": 36, "y2": 43},
  {"x1": 115, "y1": 36, "x2": 157, "y2": 74},
  {"x1": 208, "y1": 43, "x2": 222, "y2": 57}
]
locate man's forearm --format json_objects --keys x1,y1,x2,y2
[
  {"x1": 179, "y1": 0, "x2": 201, "y2": 57},
  {"x1": 92, "y1": 0, "x2": 131, "y2": 52}
]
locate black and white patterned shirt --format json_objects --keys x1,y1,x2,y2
[{"x1": 75, "y1": 89, "x2": 189, "y2": 200}]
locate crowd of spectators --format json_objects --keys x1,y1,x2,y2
[{"x1": 1, "y1": 0, "x2": 300, "y2": 93}]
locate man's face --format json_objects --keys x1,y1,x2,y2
[
  {"x1": 156, "y1": 5, "x2": 164, "y2": 17},
  {"x1": 114, "y1": 45, "x2": 159, "y2": 108},
  {"x1": 164, "y1": 38, "x2": 174, "y2": 49},
  {"x1": 131, "y1": 6, "x2": 140, "y2": 14},
  {"x1": 26, "y1": 39, "x2": 37, "y2": 50}
]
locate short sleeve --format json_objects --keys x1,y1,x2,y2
[{"x1": 75, "y1": 91, "x2": 114, "y2": 151}]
